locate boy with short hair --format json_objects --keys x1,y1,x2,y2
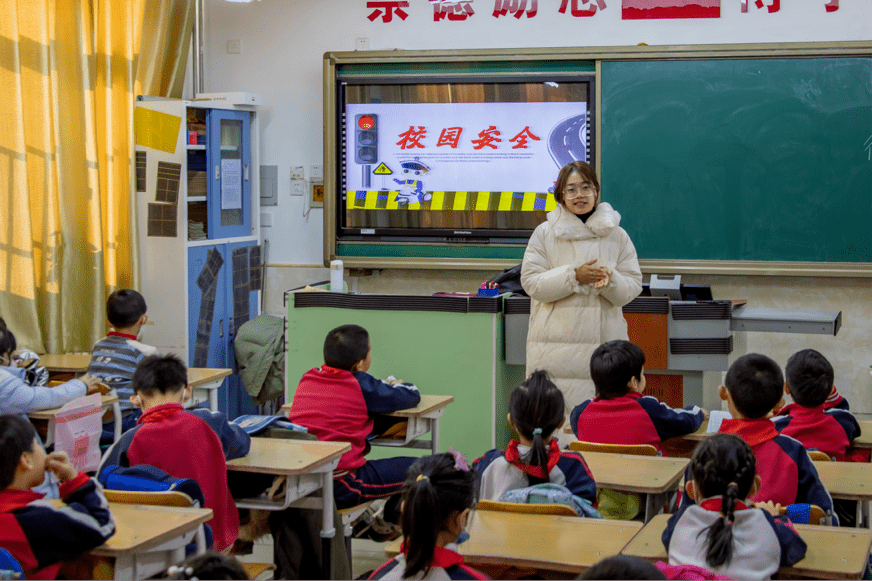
[
  {"x1": 773, "y1": 349, "x2": 866, "y2": 462},
  {"x1": 99, "y1": 354, "x2": 250, "y2": 551},
  {"x1": 286, "y1": 324, "x2": 421, "y2": 517},
  {"x1": 0, "y1": 414, "x2": 115, "y2": 579},
  {"x1": 680, "y1": 353, "x2": 837, "y2": 523},
  {"x1": 88, "y1": 289, "x2": 158, "y2": 437},
  {"x1": 570, "y1": 340, "x2": 706, "y2": 452}
]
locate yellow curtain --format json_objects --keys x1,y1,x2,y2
[{"x1": 0, "y1": 0, "x2": 193, "y2": 353}]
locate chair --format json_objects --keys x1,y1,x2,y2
[
  {"x1": 780, "y1": 503, "x2": 827, "y2": 525},
  {"x1": 568, "y1": 441, "x2": 661, "y2": 521},
  {"x1": 477, "y1": 499, "x2": 578, "y2": 517},
  {"x1": 568, "y1": 441, "x2": 659, "y2": 456},
  {"x1": 241, "y1": 562, "x2": 277, "y2": 581},
  {"x1": 0, "y1": 547, "x2": 23, "y2": 580},
  {"x1": 807, "y1": 450, "x2": 832, "y2": 461},
  {"x1": 103, "y1": 489, "x2": 209, "y2": 555}
]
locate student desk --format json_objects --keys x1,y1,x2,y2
[
  {"x1": 28, "y1": 394, "x2": 119, "y2": 447},
  {"x1": 187, "y1": 367, "x2": 232, "y2": 412},
  {"x1": 579, "y1": 451, "x2": 688, "y2": 523},
  {"x1": 684, "y1": 419, "x2": 872, "y2": 447},
  {"x1": 226, "y1": 437, "x2": 350, "y2": 579},
  {"x1": 282, "y1": 394, "x2": 454, "y2": 455},
  {"x1": 814, "y1": 460, "x2": 872, "y2": 527},
  {"x1": 53, "y1": 501, "x2": 212, "y2": 581},
  {"x1": 41, "y1": 353, "x2": 229, "y2": 413},
  {"x1": 621, "y1": 513, "x2": 872, "y2": 580},
  {"x1": 386, "y1": 510, "x2": 644, "y2": 577}
]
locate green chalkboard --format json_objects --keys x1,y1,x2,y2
[{"x1": 601, "y1": 58, "x2": 872, "y2": 263}]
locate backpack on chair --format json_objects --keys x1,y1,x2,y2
[{"x1": 97, "y1": 464, "x2": 212, "y2": 552}]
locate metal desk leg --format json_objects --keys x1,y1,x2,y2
[
  {"x1": 321, "y1": 471, "x2": 337, "y2": 580},
  {"x1": 113, "y1": 400, "x2": 122, "y2": 442},
  {"x1": 431, "y1": 417, "x2": 439, "y2": 455},
  {"x1": 209, "y1": 383, "x2": 218, "y2": 412}
]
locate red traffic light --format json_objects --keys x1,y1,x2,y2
[{"x1": 358, "y1": 115, "x2": 375, "y2": 130}]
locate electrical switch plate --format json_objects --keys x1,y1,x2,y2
[
  {"x1": 291, "y1": 181, "x2": 306, "y2": 197},
  {"x1": 310, "y1": 180, "x2": 324, "y2": 208},
  {"x1": 291, "y1": 166, "x2": 304, "y2": 180},
  {"x1": 227, "y1": 40, "x2": 242, "y2": 54},
  {"x1": 260, "y1": 212, "x2": 273, "y2": 227}
]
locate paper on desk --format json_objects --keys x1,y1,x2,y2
[
  {"x1": 54, "y1": 394, "x2": 102, "y2": 472},
  {"x1": 706, "y1": 410, "x2": 733, "y2": 433}
]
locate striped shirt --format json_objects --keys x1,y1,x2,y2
[{"x1": 88, "y1": 332, "x2": 157, "y2": 411}]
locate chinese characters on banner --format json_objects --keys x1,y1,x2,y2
[
  {"x1": 396, "y1": 125, "x2": 540, "y2": 151},
  {"x1": 346, "y1": 102, "x2": 586, "y2": 193},
  {"x1": 366, "y1": 0, "x2": 839, "y2": 22},
  {"x1": 740, "y1": 0, "x2": 838, "y2": 13}
]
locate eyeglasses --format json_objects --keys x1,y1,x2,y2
[{"x1": 563, "y1": 184, "x2": 596, "y2": 200}]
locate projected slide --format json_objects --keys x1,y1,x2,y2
[{"x1": 345, "y1": 102, "x2": 587, "y2": 209}]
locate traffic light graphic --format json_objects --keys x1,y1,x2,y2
[{"x1": 354, "y1": 114, "x2": 378, "y2": 164}]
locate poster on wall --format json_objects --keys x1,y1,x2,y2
[
  {"x1": 345, "y1": 101, "x2": 586, "y2": 207},
  {"x1": 622, "y1": 0, "x2": 720, "y2": 19}
]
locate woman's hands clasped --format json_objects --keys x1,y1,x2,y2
[{"x1": 575, "y1": 260, "x2": 612, "y2": 289}]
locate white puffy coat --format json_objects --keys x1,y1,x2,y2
[{"x1": 521, "y1": 202, "x2": 642, "y2": 412}]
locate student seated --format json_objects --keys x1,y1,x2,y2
[
  {"x1": 570, "y1": 340, "x2": 706, "y2": 453},
  {"x1": 773, "y1": 349, "x2": 866, "y2": 461},
  {"x1": 285, "y1": 324, "x2": 421, "y2": 530},
  {"x1": 664, "y1": 433, "x2": 806, "y2": 581},
  {"x1": 0, "y1": 317, "x2": 102, "y2": 414},
  {"x1": 0, "y1": 415, "x2": 115, "y2": 580},
  {"x1": 99, "y1": 354, "x2": 250, "y2": 551},
  {"x1": 473, "y1": 370, "x2": 597, "y2": 505},
  {"x1": 88, "y1": 289, "x2": 158, "y2": 439},
  {"x1": 680, "y1": 353, "x2": 837, "y2": 523},
  {"x1": 368, "y1": 453, "x2": 487, "y2": 580}
]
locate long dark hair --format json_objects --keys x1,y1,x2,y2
[
  {"x1": 401, "y1": 453, "x2": 476, "y2": 579},
  {"x1": 508, "y1": 370, "x2": 565, "y2": 485},
  {"x1": 690, "y1": 433, "x2": 757, "y2": 568},
  {"x1": 0, "y1": 317, "x2": 17, "y2": 359}
]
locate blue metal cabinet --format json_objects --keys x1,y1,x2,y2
[{"x1": 207, "y1": 110, "x2": 251, "y2": 239}]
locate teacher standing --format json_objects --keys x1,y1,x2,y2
[{"x1": 521, "y1": 161, "x2": 643, "y2": 423}]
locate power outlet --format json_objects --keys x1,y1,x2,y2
[
  {"x1": 227, "y1": 39, "x2": 242, "y2": 54},
  {"x1": 355, "y1": 37, "x2": 369, "y2": 51},
  {"x1": 291, "y1": 181, "x2": 306, "y2": 197},
  {"x1": 310, "y1": 164, "x2": 323, "y2": 180},
  {"x1": 290, "y1": 166, "x2": 304, "y2": 180}
]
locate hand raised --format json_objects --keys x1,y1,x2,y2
[{"x1": 45, "y1": 451, "x2": 78, "y2": 483}]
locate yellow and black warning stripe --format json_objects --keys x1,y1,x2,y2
[{"x1": 346, "y1": 190, "x2": 557, "y2": 212}]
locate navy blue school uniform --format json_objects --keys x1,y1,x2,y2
[
  {"x1": 773, "y1": 404, "x2": 864, "y2": 461},
  {"x1": 663, "y1": 498, "x2": 806, "y2": 580},
  {"x1": 369, "y1": 543, "x2": 489, "y2": 580},
  {"x1": 286, "y1": 364, "x2": 421, "y2": 508},
  {"x1": 678, "y1": 419, "x2": 838, "y2": 525},
  {"x1": 570, "y1": 392, "x2": 704, "y2": 452}
]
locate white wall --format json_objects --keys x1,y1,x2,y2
[{"x1": 203, "y1": 0, "x2": 872, "y2": 411}]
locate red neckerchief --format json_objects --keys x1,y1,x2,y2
[
  {"x1": 505, "y1": 439, "x2": 561, "y2": 479},
  {"x1": 592, "y1": 391, "x2": 644, "y2": 403},
  {"x1": 399, "y1": 541, "x2": 464, "y2": 569},
  {"x1": 108, "y1": 331, "x2": 138, "y2": 340},
  {"x1": 700, "y1": 498, "x2": 750, "y2": 513},
  {"x1": 718, "y1": 418, "x2": 779, "y2": 447},
  {"x1": 138, "y1": 402, "x2": 185, "y2": 424},
  {"x1": 789, "y1": 404, "x2": 827, "y2": 419},
  {"x1": 319, "y1": 364, "x2": 352, "y2": 375},
  {"x1": 0, "y1": 487, "x2": 44, "y2": 513}
]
